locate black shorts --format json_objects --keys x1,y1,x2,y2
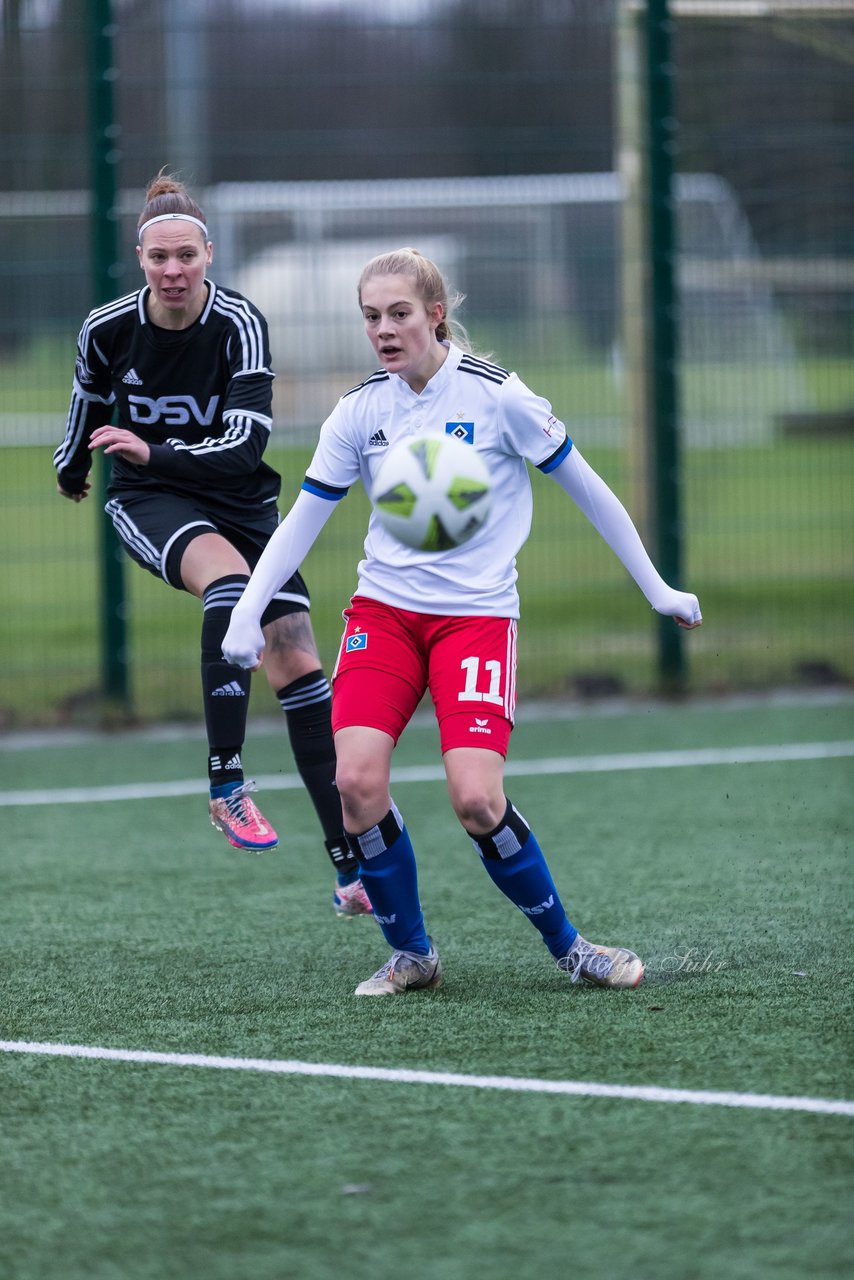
[{"x1": 104, "y1": 488, "x2": 310, "y2": 620}]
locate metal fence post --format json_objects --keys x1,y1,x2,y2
[
  {"x1": 88, "y1": 0, "x2": 130, "y2": 714},
  {"x1": 618, "y1": 0, "x2": 686, "y2": 693},
  {"x1": 646, "y1": 0, "x2": 685, "y2": 691}
]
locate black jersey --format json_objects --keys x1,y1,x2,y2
[{"x1": 53, "y1": 281, "x2": 281, "y2": 512}]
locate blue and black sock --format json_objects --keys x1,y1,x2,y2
[
  {"x1": 469, "y1": 799, "x2": 577, "y2": 959},
  {"x1": 346, "y1": 804, "x2": 429, "y2": 954}
]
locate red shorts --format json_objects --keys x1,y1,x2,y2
[{"x1": 331, "y1": 595, "x2": 517, "y2": 756}]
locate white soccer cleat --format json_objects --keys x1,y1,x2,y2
[
  {"x1": 354, "y1": 940, "x2": 443, "y2": 996},
  {"x1": 557, "y1": 934, "x2": 644, "y2": 989}
]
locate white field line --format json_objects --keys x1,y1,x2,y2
[
  {"x1": 2, "y1": 740, "x2": 853, "y2": 807},
  {"x1": 1, "y1": 1039, "x2": 851, "y2": 1116}
]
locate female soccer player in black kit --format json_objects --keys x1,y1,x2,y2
[{"x1": 53, "y1": 172, "x2": 372, "y2": 918}]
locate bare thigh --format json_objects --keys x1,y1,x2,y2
[
  {"x1": 262, "y1": 611, "x2": 323, "y2": 689},
  {"x1": 179, "y1": 532, "x2": 250, "y2": 597}
]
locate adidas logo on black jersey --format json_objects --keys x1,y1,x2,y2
[
  {"x1": 368, "y1": 429, "x2": 390, "y2": 447},
  {"x1": 122, "y1": 367, "x2": 143, "y2": 385}
]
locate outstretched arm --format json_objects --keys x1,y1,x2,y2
[
  {"x1": 222, "y1": 489, "x2": 338, "y2": 669},
  {"x1": 550, "y1": 445, "x2": 702, "y2": 628}
]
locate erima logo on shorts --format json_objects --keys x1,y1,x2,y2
[
  {"x1": 346, "y1": 633, "x2": 368, "y2": 652},
  {"x1": 469, "y1": 717, "x2": 491, "y2": 734},
  {"x1": 374, "y1": 912, "x2": 397, "y2": 925}
]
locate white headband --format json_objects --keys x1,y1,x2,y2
[{"x1": 138, "y1": 212, "x2": 209, "y2": 241}]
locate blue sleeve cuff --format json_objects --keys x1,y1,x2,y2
[
  {"x1": 537, "y1": 436, "x2": 573, "y2": 474},
  {"x1": 301, "y1": 475, "x2": 349, "y2": 501}
]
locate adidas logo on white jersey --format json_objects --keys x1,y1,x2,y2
[
  {"x1": 368, "y1": 429, "x2": 390, "y2": 447},
  {"x1": 122, "y1": 367, "x2": 143, "y2": 385},
  {"x1": 212, "y1": 680, "x2": 246, "y2": 697}
]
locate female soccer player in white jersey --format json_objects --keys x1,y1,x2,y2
[
  {"x1": 222, "y1": 246, "x2": 703, "y2": 995},
  {"x1": 53, "y1": 172, "x2": 372, "y2": 918}
]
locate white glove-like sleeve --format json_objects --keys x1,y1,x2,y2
[
  {"x1": 550, "y1": 446, "x2": 702, "y2": 626},
  {"x1": 222, "y1": 489, "x2": 338, "y2": 669}
]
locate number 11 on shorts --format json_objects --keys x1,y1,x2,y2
[{"x1": 458, "y1": 656, "x2": 504, "y2": 705}]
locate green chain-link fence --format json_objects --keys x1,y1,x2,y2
[{"x1": 1, "y1": 0, "x2": 851, "y2": 727}]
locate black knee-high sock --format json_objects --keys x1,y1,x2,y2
[
  {"x1": 202, "y1": 576, "x2": 252, "y2": 789},
  {"x1": 277, "y1": 671, "x2": 356, "y2": 874}
]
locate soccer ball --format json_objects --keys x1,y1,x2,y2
[{"x1": 372, "y1": 432, "x2": 492, "y2": 552}]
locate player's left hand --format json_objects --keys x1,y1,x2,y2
[
  {"x1": 653, "y1": 588, "x2": 703, "y2": 629},
  {"x1": 223, "y1": 611, "x2": 266, "y2": 672},
  {"x1": 89, "y1": 426, "x2": 151, "y2": 467}
]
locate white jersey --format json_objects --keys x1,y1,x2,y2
[{"x1": 302, "y1": 342, "x2": 572, "y2": 617}]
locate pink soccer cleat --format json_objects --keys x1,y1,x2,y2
[
  {"x1": 332, "y1": 878, "x2": 374, "y2": 918},
  {"x1": 209, "y1": 780, "x2": 278, "y2": 853}
]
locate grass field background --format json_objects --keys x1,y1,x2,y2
[
  {"x1": 2, "y1": 328, "x2": 853, "y2": 726},
  {"x1": 3, "y1": 430, "x2": 853, "y2": 727},
  {"x1": 1, "y1": 694, "x2": 852, "y2": 1279}
]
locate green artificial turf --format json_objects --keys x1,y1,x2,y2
[{"x1": 1, "y1": 698, "x2": 852, "y2": 1279}]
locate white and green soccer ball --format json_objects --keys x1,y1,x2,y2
[{"x1": 372, "y1": 432, "x2": 492, "y2": 552}]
